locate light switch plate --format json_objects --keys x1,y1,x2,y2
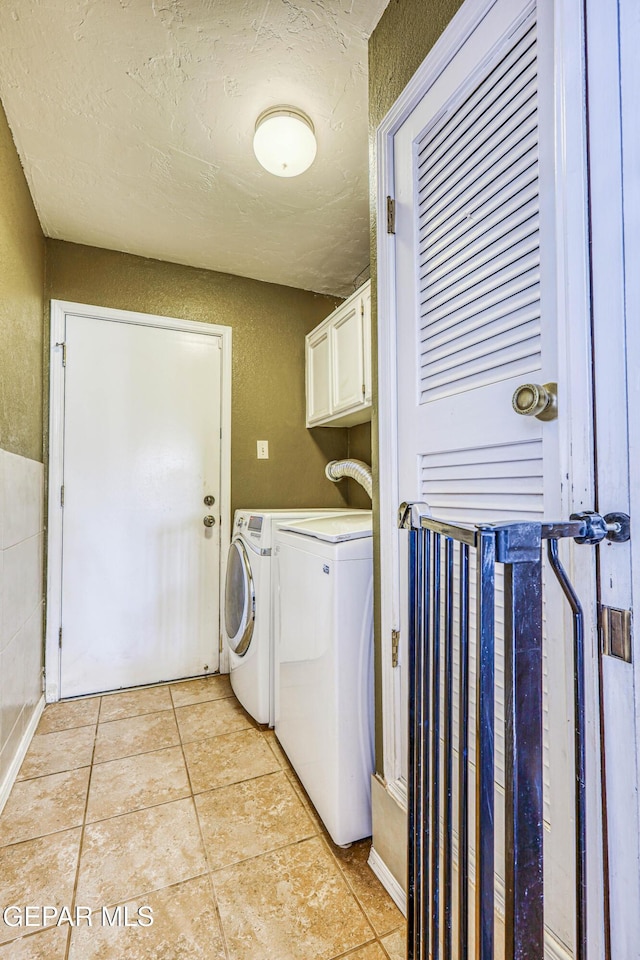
[{"x1": 257, "y1": 440, "x2": 269, "y2": 459}]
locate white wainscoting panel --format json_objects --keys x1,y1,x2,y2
[{"x1": 0, "y1": 448, "x2": 45, "y2": 812}]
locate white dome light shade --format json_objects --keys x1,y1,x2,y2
[{"x1": 253, "y1": 107, "x2": 317, "y2": 178}]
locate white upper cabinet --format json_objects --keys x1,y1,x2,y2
[
  {"x1": 306, "y1": 325, "x2": 332, "y2": 424},
  {"x1": 305, "y1": 280, "x2": 371, "y2": 427}
]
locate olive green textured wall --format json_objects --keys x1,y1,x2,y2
[
  {"x1": 0, "y1": 102, "x2": 45, "y2": 461},
  {"x1": 45, "y1": 240, "x2": 350, "y2": 516},
  {"x1": 368, "y1": 0, "x2": 465, "y2": 774},
  {"x1": 346, "y1": 421, "x2": 373, "y2": 509}
]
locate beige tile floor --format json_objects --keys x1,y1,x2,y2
[{"x1": 0, "y1": 675, "x2": 406, "y2": 959}]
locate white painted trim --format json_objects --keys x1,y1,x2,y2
[
  {"x1": 385, "y1": 776, "x2": 407, "y2": 811},
  {"x1": 0, "y1": 697, "x2": 45, "y2": 815},
  {"x1": 368, "y1": 846, "x2": 407, "y2": 916},
  {"x1": 586, "y1": 0, "x2": 640, "y2": 951},
  {"x1": 46, "y1": 300, "x2": 232, "y2": 700},
  {"x1": 548, "y1": 0, "x2": 606, "y2": 951},
  {"x1": 375, "y1": 0, "x2": 502, "y2": 147}
]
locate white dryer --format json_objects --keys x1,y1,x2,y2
[
  {"x1": 273, "y1": 512, "x2": 374, "y2": 846},
  {"x1": 224, "y1": 509, "x2": 360, "y2": 725}
]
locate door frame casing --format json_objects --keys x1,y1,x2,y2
[
  {"x1": 375, "y1": 0, "x2": 604, "y2": 951},
  {"x1": 46, "y1": 300, "x2": 232, "y2": 703},
  {"x1": 586, "y1": 0, "x2": 640, "y2": 952}
]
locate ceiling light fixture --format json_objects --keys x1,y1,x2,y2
[{"x1": 253, "y1": 106, "x2": 317, "y2": 178}]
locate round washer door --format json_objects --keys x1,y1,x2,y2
[{"x1": 224, "y1": 538, "x2": 255, "y2": 657}]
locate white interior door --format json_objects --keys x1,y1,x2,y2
[
  {"x1": 386, "y1": 0, "x2": 595, "y2": 952},
  {"x1": 59, "y1": 313, "x2": 223, "y2": 697}
]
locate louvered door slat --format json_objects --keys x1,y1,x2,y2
[
  {"x1": 423, "y1": 152, "x2": 538, "y2": 252},
  {"x1": 421, "y1": 253, "x2": 538, "y2": 324},
  {"x1": 417, "y1": 18, "x2": 540, "y2": 404},
  {"x1": 419, "y1": 79, "x2": 537, "y2": 211},
  {"x1": 421, "y1": 191, "x2": 537, "y2": 279},
  {"x1": 420, "y1": 283, "x2": 540, "y2": 346},
  {"x1": 423, "y1": 316, "x2": 540, "y2": 378},
  {"x1": 424, "y1": 302, "x2": 540, "y2": 360},
  {"x1": 420, "y1": 215, "x2": 539, "y2": 304},
  {"x1": 416, "y1": 25, "x2": 537, "y2": 183},
  {"x1": 419, "y1": 123, "x2": 537, "y2": 230}
]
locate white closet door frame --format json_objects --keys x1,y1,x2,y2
[
  {"x1": 586, "y1": 0, "x2": 640, "y2": 952},
  {"x1": 377, "y1": 0, "x2": 603, "y2": 949},
  {"x1": 46, "y1": 300, "x2": 233, "y2": 702}
]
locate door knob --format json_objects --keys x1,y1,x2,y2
[
  {"x1": 203, "y1": 515, "x2": 216, "y2": 527},
  {"x1": 512, "y1": 381, "x2": 558, "y2": 421},
  {"x1": 204, "y1": 495, "x2": 215, "y2": 506}
]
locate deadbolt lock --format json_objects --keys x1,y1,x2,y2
[
  {"x1": 512, "y1": 382, "x2": 558, "y2": 421},
  {"x1": 203, "y1": 515, "x2": 216, "y2": 527},
  {"x1": 204, "y1": 495, "x2": 215, "y2": 506}
]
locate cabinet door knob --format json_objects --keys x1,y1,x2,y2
[{"x1": 203, "y1": 515, "x2": 216, "y2": 527}]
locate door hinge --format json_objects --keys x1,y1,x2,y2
[
  {"x1": 55, "y1": 341, "x2": 67, "y2": 366},
  {"x1": 58, "y1": 626, "x2": 63, "y2": 649},
  {"x1": 360, "y1": 300, "x2": 364, "y2": 317},
  {"x1": 386, "y1": 196, "x2": 396, "y2": 234},
  {"x1": 60, "y1": 484, "x2": 65, "y2": 507},
  {"x1": 391, "y1": 629, "x2": 400, "y2": 668}
]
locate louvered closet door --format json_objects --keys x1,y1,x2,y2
[{"x1": 394, "y1": 0, "x2": 574, "y2": 951}]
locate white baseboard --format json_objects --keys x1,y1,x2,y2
[
  {"x1": 368, "y1": 845, "x2": 407, "y2": 916},
  {"x1": 0, "y1": 696, "x2": 45, "y2": 815}
]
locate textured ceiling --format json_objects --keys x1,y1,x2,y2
[{"x1": 0, "y1": 1, "x2": 389, "y2": 296}]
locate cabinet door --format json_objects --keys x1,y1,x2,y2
[
  {"x1": 361, "y1": 284, "x2": 372, "y2": 404},
  {"x1": 331, "y1": 300, "x2": 365, "y2": 414},
  {"x1": 306, "y1": 326, "x2": 332, "y2": 425}
]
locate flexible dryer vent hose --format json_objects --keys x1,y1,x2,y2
[{"x1": 325, "y1": 459, "x2": 373, "y2": 501}]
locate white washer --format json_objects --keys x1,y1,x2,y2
[
  {"x1": 273, "y1": 512, "x2": 374, "y2": 846},
  {"x1": 224, "y1": 508, "x2": 361, "y2": 725}
]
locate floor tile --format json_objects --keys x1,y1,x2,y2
[
  {"x1": 93, "y1": 710, "x2": 179, "y2": 763},
  {"x1": 0, "y1": 768, "x2": 90, "y2": 846},
  {"x1": 196, "y1": 771, "x2": 315, "y2": 870},
  {"x1": 327, "y1": 838, "x2": 404, "y2": 936},
  {"x1": 175, "y1": 697, "x2": 252, "y2": 744},
  {"x1": 37, "y1": 697, "x2": 100, "y2": 735},
  {"x1": 0, "y1": 829, "x2": 81, "y2": 944},
  {"x1": 68, "y1": 876, "x2": 226, "y2": 960},
  {"x1": 17, "y1": 725, "x2": 95, "y2": 781},
  {"x1": 87, "y1": 746, "x2": 190, "y2": 822},
  {"x1": 77, "y1": 797, "x2": 206, "y2": 906},
  {"x1": 262, "y1": 729, "x2": 293, "y2": 769},
  {"x1": 345, "y1": 944, "x2": 389, "y2": 960},
  {"x1": 285, "y1": 768, "x2": 327, "y2": 834},
  {"x1": 0, "y1": 926, "x2": 69, "y2": 958},
  {"x1": 99, "y1": 685, "x2": 172, "y2": 722},
  {"x1": 170, "y1": 673, "x2": 233, "y2": 708},
  {"x1": 380, "y1": 928, "x2": 406, "y2": 960},
  {"x1": 184, "y1": 727, "x2": 279, "y2": 793},
  {"x1": 212, "y1": 835, "x2": 374, "y2": 960}
]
